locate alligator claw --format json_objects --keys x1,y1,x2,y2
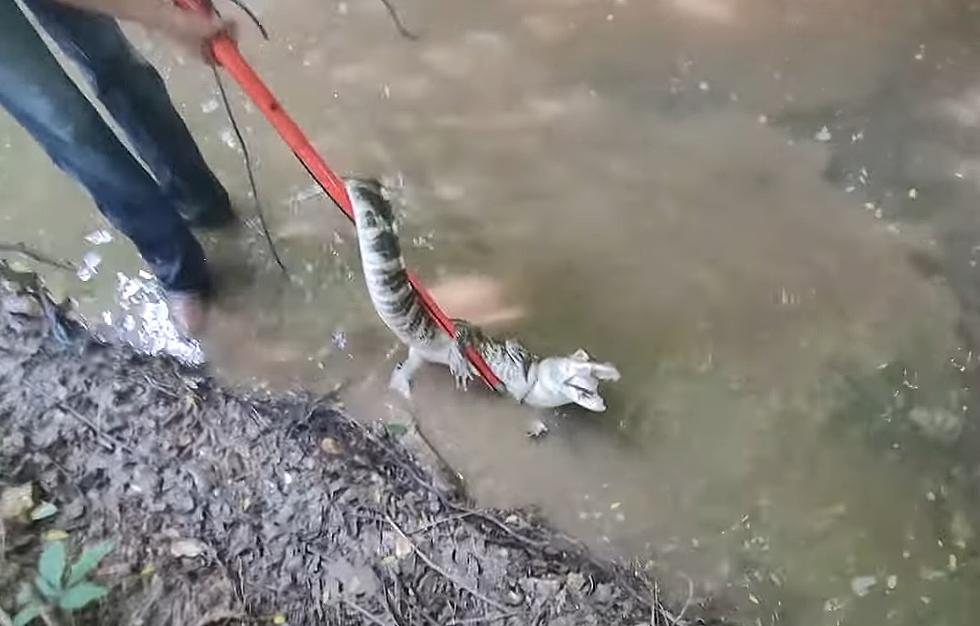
[{"x1": 447, "y1": 342, "x2": 474, "y2": 391}]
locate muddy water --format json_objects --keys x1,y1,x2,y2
[{"x1": 4, "y1": 0, "x2": 980, "y2": 624}]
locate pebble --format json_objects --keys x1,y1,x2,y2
[{"x1": 850, "y1": 575, "x2": 877, "y2": 597}]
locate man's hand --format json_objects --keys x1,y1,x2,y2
[
  {"x1": 53, "y1": 0, "x2": 237, "y2": 63},
  {"x1": 159, "y1": 10, "x2": 238, "y2": 64}
]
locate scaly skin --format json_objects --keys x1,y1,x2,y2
[{"x1": 346, "y1": 177, "x2": 620, "y2": 412}]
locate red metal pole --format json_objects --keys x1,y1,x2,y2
[{"x1": 172, "y1": 0, "x2": 503, "y2": 390}]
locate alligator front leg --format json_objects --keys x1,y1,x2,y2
[{"x1": 449, "y1": 320, "x2": 479, "y2": 391}]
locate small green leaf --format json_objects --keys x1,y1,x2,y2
[
  {"x1": 13, "y1": 603, "x2": 42, "y2": 626},
  {"x1": 384, "y1": 422, "x2": 409, "y2": 438},
  {"x1": 67, "y1": 540, "x2": 114, "y2": 586},
  {"x1": 57, "y1": 583, "x2": 108, "y2": 610},
  {"x1": 30, "y1": 502, "x2": 58, "y2": 521},
  {"x1": 34, "y1": 574, "x2": 58, "y2": 600},
  {"x1": 38, "y1": 540, "x2": 66, "y2": 589}
]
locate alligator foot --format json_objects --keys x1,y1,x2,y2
[
  {"x1": 389, "y1": 347, "x2": 424, "y2": 400},
  {"x1": 389, "y1": 364, "x2": 412, "y2": 399}
]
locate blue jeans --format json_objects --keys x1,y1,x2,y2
[{"x1": 0, "y1": 0, "x2": 228, "y2": 294}]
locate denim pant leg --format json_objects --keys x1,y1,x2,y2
[
  {"x1": 23, "y1": 0, "x2": 231, "y2": 222},
  {"x1": 0, "y1": 1, "x2": 210, "y2": 294}
]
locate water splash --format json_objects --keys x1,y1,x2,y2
[{"x1": 113, "y1": 272, "x2": 205, "y2": 365}]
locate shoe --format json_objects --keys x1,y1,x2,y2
[
  {"x1": 167, "y1": 291, "x2": 209, "y2": 336},
  {"x1": 185, "y1": 203, "x2": 238, "y2": 230}
]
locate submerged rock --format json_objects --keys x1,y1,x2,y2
[{"x1": 908, "y1": 406, "x2": 964, "y2": 445}]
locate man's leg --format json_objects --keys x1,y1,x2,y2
[
  {"x1": 0, "y1": 2, "x2": 211, "y2": 306},
  {"x1": 22, "y1": 0, "x2": 234, "y2": 227}
]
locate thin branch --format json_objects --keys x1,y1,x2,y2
[
  {"x1": 670, "y1": 574, "x2": 694, "y2": 626},
  {"x1": 341, "y1": 598, "x2": 391, "y2": 626},
  {"x1": 447, "y1": 612, "x2": 517, "y2": 625},
  {"x1": 58, "y1": 402, "x2": 138, "y2": 455},
  {"x1": 210, "y1": 64, "x2": 289, "y2": 275},
  {"x1": 378, "y1": 0, "x2": 420, "y2": 40},
  {"x1": 383, "y1": 516, "x2": 510, "y2": 614},
  {"x1": 0, "y1": 242, "x2": 74, "y2": 272},
  {"x1": 224, "y1": 0, "x2": 269, "y2": 39},
  {"x1": 409, "y1": 511, "x2": 473, "y2": 536}
]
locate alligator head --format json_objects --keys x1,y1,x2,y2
[{"x1": 531, "y1": 348, "x2": 620, "y2": 412}]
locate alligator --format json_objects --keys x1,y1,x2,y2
[{"x1": 345, "y1": 177, "x2": 620, "y2": 412}]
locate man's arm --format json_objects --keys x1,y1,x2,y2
[{"x1": 51, "y1": 0, "x2": 235, "y2": 60}]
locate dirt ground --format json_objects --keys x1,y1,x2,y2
[{"x1": 0, "y1": 272, "x2": 729, "y2": 625}]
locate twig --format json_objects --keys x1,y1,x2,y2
[
  {"x1": 193, "y1": 609, "x2": 247, "y2": 626},
  {"x1": 211, "y1": 64, "x2": 289, "y2": 275},
  {"x1": 383, "y1": 515, "x2": 511, "y2": 614},
  {"x1": 447, "y1": 612, "x2": 517, "y2": 625},
  {"x1": 451, "y1": 505, "x2": 548, "y2": 549},
  {"x1": 652, "y1": 578, "x2": 659, "y2": 626},
  {"x1": 225, "y1": 0, "x2": 269, "y2": 39},
  {"x1": 411, "y1": 417, "x2": 466, "y2": 491},
  {"x1": 377, "y1": 0, "x2": 420, "y2": 40},
  {"x1": 58, "y1": 402, "x2": 137, "y2": 455},
  {"x1": 409, "y1": 511, "x2": 473, "y2": 535},
  {"x1": 0, "y1": 242, "x2": 74, "y2": 272},
  {"x1": 669, "y1": 573, "x2": 694, "y2": 626},
  {"x1": 341, "y1": 598, "x2": 391, "y2": 626}
]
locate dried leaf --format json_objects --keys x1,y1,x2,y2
[
  {"x1": 319, "y1": 437, "x2": 342, "y2": 455},
  {"x1": 1, "y1": 483, "x2": 35, "y2": 520},
  {"x1": 140, "y1": 564, "x2": 157, "y2": 577},
  {"x1": 170, "y1": 538, "x2": 207, "y2": 558},
  {"x1": 394, "y1": 536, "x2": 414, "y2": 559},
  {"x1": 42, "y1": 529, "x2": 69, "y2": 542}
]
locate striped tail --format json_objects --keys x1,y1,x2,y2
[{"x1": 345, "y1": 178, "x2": 440, "y2": 346}]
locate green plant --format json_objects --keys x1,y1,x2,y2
[{"x1": 12, "y1": 539, "x2": 113, "y2": 626}]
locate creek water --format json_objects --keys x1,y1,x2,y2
[{"x1": 3, "y1": 1, "x2": 980, "y2": 624}]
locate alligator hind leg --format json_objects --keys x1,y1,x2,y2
[{"x1": 390, "y1": 347, "x2": 425, "y2": 399}]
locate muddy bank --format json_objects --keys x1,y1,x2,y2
[{"x1": 0, "y1": 277, "x2": 728, "y2": 625}]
